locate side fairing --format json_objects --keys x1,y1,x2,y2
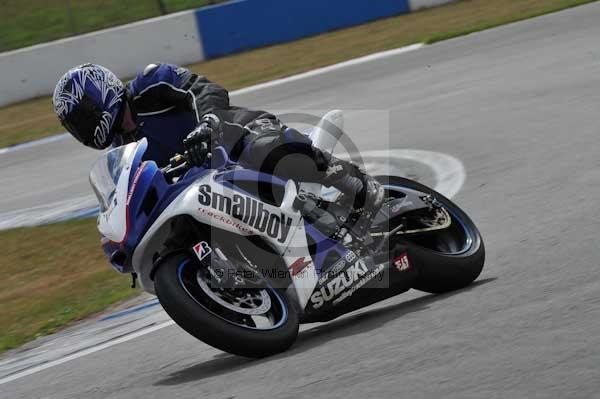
[{"x1": 132, "y1": 171, "x2": 321, "y2": 308}]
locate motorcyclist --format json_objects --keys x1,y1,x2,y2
[{"x1": 52, "y1": 63, "x2": 384, "y2": 234}]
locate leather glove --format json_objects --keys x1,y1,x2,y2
[{"x1": 183, "y1": 114, "x2": 221, "y2": 166}]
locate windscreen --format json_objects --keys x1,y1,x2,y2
[{"x1": 89, "y1": 144, "x2": 137, "y2": 212}]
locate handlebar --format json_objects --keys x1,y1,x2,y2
[
  {"x1": 160, "y1": 148, "x2": 212, "y2": 180},
  {"x1": 160, "y1": 152, "x2": 190, "y2": 180}
]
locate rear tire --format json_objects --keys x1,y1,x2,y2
[
  {"x1": 376, "y1": 176, "x2": 485, "y2": 294},
  {"x1": 155, "y1": 252, "x2": 299, "y2": 357}
]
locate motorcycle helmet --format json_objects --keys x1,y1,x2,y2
[{"x1": 53, "y1": 63, "x2": 126, "y2": 149}]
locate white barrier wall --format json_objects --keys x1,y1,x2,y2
[
  {"x1": 0, "y1": 10, "x2": 203, "y2": 107},
  {"x1": 409, "y1": 0, "x2": 457, "y2": 11}
]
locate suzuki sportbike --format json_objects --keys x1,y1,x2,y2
[{"x1": 90, "y1": 111, "x2": 484, "y2": 357}]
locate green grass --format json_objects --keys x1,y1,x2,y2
[
  {"x1": 0, "y1": 0, "x2": 223, "y2": 52},
  {"x1": 0, "y1": 218, "x2": 139, "y2": 353},
  {"x1": 0, "y1": 0, "x2": 599, "y2": 354}
]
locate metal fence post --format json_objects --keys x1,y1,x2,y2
[
  {"x1": 157, "y1": 0, "x2": 168, "y2": 14},
  {"x1": 65, "y1": 0, "x2": 78, "y2": 35}
]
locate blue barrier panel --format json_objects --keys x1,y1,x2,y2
[{"x1": 196, "y1": 0, "x2": 410, "y2": 59}]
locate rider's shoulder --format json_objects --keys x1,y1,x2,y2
[
  {"x1": 130, "y1": 63, "x2": 190, "y2": 95},
  {"x1": 142, "y1": 63, "x2": 160, "y2": 76}
]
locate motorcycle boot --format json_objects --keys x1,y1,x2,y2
[{"x1": 322, "y1": 157, "x2": 385, "y2": 238}]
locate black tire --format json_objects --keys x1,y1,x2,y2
[
  {"x1": 375, "y1": 176, "x2": 485, "y2": 294},
  {"x1": 154, "y1": 252, "x2": 299, "y2": 358}
]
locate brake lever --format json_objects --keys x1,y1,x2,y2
[
  {"x1": 170, "y1": 153, "x2": 187, "y2": 167},
  {"x1": 161, "y1": 147, "x2": 212, "y2": 180},
  {"x1": 160, "y1": 153, "x2": 190, "y2": 180}
]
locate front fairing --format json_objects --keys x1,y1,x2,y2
[
  {"x1": 90, "y1": 139, "x2": 148, "y2": 272},
  {"x1": 90, "y1": 139, "x2": 147, "y2": 243}
]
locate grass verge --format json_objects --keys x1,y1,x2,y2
[
  {"x1": 0, "y1": 218, "x2": 138, "y2": 354},
  {"x1": 0, "y1": 0, "x2": 597, "y2": 148},
  {"x1": 0, "y1": 0, "x2": 597, "y2": 354}
]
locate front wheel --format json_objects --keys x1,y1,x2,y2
[{"x1": 154, "y1": 252, "x2": 299, "y2": 357}]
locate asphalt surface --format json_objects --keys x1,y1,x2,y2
[{"x1": 3, "y1": 3, "x2": 600, "y2": 398}]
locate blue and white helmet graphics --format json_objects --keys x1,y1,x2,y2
[{"x1": 53, "y1": 64, "x2": 125, "y2": 149}]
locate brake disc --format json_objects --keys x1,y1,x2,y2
[{"x1": 196, "y1": 271, "x2": 272, "y2": 315}]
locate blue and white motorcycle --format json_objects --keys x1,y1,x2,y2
[{"x1": 90, "y1": 111, "x2": 484, "y2": 357}]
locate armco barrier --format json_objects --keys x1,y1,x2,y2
[
  {"x1": 195, "y1": 0, "x2": 412, "y2": 59},
  {"x1": 0, "y1": 0, "x2": 454, "y2": 107}
]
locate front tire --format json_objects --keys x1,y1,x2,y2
[{"x1": 154, "y1": 252, "x2": 299, "y2": 358}]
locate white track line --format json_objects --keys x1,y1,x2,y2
[
  {"x1": 0, "y1": 195, "x2": 97, "y2": 230},
  {"x1": 0, "y1": 321, "x2": 175, "y2": 385},
  {"x1": 363, "y1": 149, "x2": 467, "y2": 199},
  {"x1": 0, "y1": 148, "x2": 465, "y2": 385},
  {"x1": 232, "y1": 43, "x2": 424, "y2": 96},
  {"x1": 0, "y1": 43, "x2": 424, "y2": 155},
  {"x1": 0, "y1": 133, "x2": 70, "y2": 155}
]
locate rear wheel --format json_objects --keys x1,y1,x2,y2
[
  {"x1": 374, "y1": 176, "x2": 485, "y2": 293},
  {"x1": 155, "y1": 252, "x2": 299, "y2": 357}
]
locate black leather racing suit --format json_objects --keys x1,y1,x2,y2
[{"x1": 122, "y1": 63, "x2": 332, "y2": 183}]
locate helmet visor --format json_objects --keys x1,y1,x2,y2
[{"x1": 61, "y1": 94, "x2": 109, "y2": 149}]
